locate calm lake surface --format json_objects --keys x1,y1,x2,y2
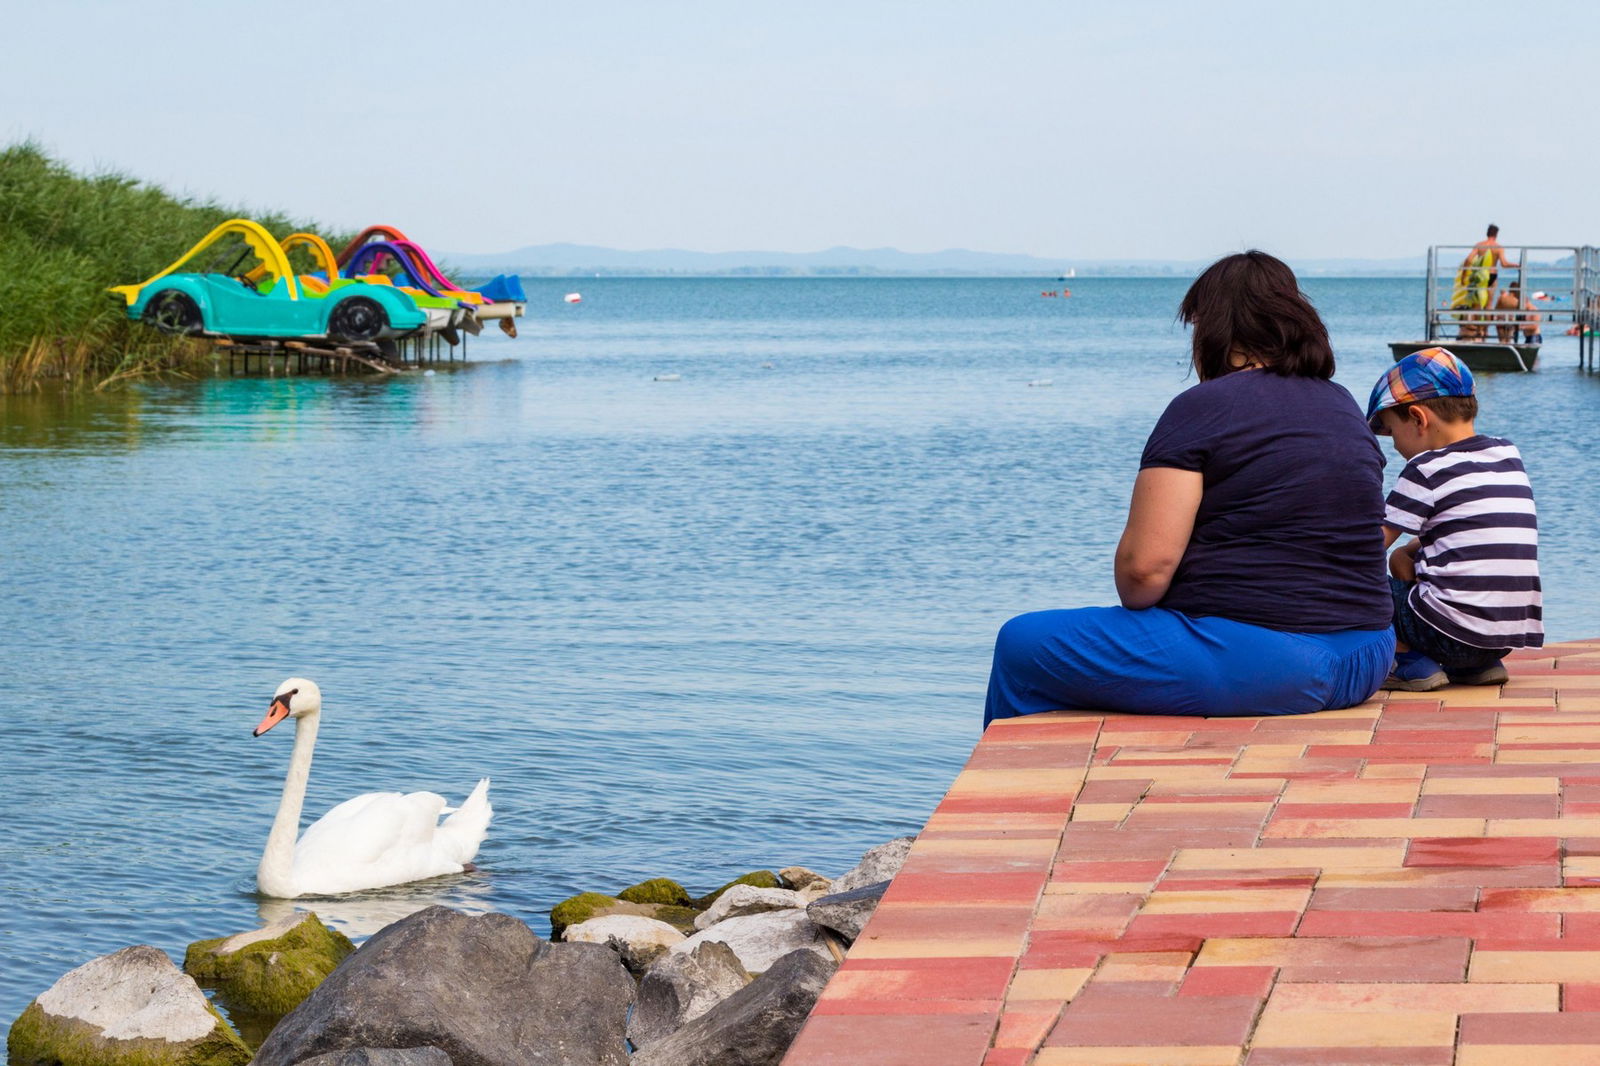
[{"x1": 5, "y1": 276, "x2": 1600, "y2": 1029}]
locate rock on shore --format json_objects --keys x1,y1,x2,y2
[
  {"x1": 7, "y1": 945, "x2": 250, "y2": 1066},
  {"x1": 295, "y1": 1050, "x2": 452, "y2": 1066},
  {"x1": 252, "y1": 906, "x2": 633, "y2": 1066},
  {"x1": 183, "y1": 911, "x2": 353, "y2": 1018},
  {"x1": 693, "y1": 885, "x2": 808, "y2": 930},
  {"x1": 833, "y1": 836, "x2": 914, "y2": 893},
  {"x1": 631, "y1": 949, "x2": 837, "y2": 1066},
  {"x1": 562, "y1": 914, "x2": 685, "y2": 974},
  {"x1": 671, "y1": 909, "x2": 832, "y2": 974},
  {"x1": 806, "y1": 880, "x2": 891, "y2": 941},
  {"x1": 627, "y1": 939, "x2": 751, "y2": 1049}
]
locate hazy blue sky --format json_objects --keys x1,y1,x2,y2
[{"x1": 3, "y1": 0, "x2": 1595, "y2": 260}]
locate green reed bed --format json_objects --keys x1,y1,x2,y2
[{"x1": 0, "y1": 142, "x2": 340, "y2": 391}]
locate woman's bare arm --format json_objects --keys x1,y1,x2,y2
[{"x1": 1114, "y1": 467, "x2": 1203, "y2": 610}]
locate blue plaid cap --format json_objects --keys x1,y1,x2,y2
[{"x1": 1367, "y1": 347, "x2": 1475, "y2": 430}]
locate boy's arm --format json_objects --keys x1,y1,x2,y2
[
  {"x1": 1389, "y1": 537, "x2": 1420, "y2": 581},
  {"x1": 1383, "y1": 525, "x2": 1403, "y2": 549}
]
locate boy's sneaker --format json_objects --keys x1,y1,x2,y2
[
  {"x1": 1446, "y1": 660, "x2": 1509, "y2": 686},
  {"x1": 1385, "y1": 652, "x2": 1449, "y2": 691}
]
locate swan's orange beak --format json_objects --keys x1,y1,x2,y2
[{"x1": 254, "y1": 693, "x2": 292, "y2": 737}]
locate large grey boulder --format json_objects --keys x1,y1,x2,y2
[
  {"x1": 692, "y1": 885, "x2": 807, "y2": 930},
  {"x1": 252, "y1": 906, "x2": 633, "y2": 1066},
  {"x1": 806, "y1": 879, "x2": 890, "y2": 942},
  {"x1": 295, "y1": 1050, "x2": 452, "y2": 1066},
  {"x1": 833, "y1": 836, "x2": 915, "y2": 894},
  {"x1": 671, "y1": 910, "x2": 830, "y2": 974},
  {"x1": 563, "y1": 914, "x2": 685, "y2": 974},
  {"x1": 7, "y1": 945, "x2": 250, "y2": 1066},
  {"x1": 631, "y1": 949, "x2": 838, "y2": 1066},
  {"x1": 627, "y1": 940, "x2": 751, "y2": 1049}
]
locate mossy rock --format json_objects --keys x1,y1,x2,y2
[
  {"x1": 649, "y1": 904, "x2": 701, "y2": 935},
  {"x1": 617, "y1": 878, "x2": 692, "y2": 906},
  {"x1": 549, "y1": 892, "x2": 621, "y2": 940},
  {"x1": 183, "y1": 912, "x2": 353, "y2": 1020},
  {"x1": 8, "y1": 945, "x2": 250, "y2": 1066},
  {"x1": 693, "y1": 870, "x2": 782, "y2": 908},
  {"x1": 8, "y1": 1001, "x2": 251, "y2": 1066},
  {"x1": 549, "y1": 892, "x2": 705, "y2": 940}
]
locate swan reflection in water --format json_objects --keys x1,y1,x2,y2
[{"x1": 256, "y1": 875, "x2": 501, "y2": 941}]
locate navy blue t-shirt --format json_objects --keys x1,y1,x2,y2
[{"x1": 1139, "y1": 370, "x2": 1391, "y2": 632}]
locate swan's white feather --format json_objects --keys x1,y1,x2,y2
[{"x1": 287, "y1": 787, "x2": 488, "y2": 895}]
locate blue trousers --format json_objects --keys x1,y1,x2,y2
[{"x1": 983, "y1": 606, "x2": 1395, "y2": 728}]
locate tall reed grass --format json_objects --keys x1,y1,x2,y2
[{"x1": 0, "y1": 142, "x2": 341, "y2": 391}]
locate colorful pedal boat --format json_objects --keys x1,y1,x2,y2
[
  {"x1": 109, "y1": 220, "x2": 427, "y2": 343},
  {"x1": 338, "y1": 225, "x2": 526, "y2": 335}
]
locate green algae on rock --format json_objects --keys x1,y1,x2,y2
[
  {"x1": 550, "y1": 893, "x2": 704, "y2": 940},
  {"x1": 7, "y1": 945, "x2": 250, "y2": 1066},
  {"x1": 648, "y1": 905, "x2": 701, "y2": 935},
  {"x1": 554, "y1": 871, "x2": 787, "y2": 939},
  {"x1": 183, "y1": 912, "x2": 354, "y2": 1019},
  {"x1": 694, "y1": 870, "x2": 781, "y2": 908},
  {"x1": 549, "y1": 892, "x2": 622, "y2": 940},
  {"x1": 617, "y1": 878, "x2": 692, "y2": 906}
]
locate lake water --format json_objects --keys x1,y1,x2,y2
[{"x1": 5, "y1": 276, "x2": 1600, "y2": 1032}]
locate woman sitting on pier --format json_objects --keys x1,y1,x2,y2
[{"x1": 984, "y1": 251, "x2": 1396, "y2": 725}]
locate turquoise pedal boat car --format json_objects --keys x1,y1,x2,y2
[{"x1": 110, "y1": 219, "x2": 428, "y2": 343}]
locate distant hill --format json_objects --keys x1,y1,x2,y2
[{"x1": 441, "y1": 243, "x2": 1435, "y2": 278}]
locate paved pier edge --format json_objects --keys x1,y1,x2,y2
[{"x1": 783, "y1": 639, "x2": 1600, "y2": 1066}]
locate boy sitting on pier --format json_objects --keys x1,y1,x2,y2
[{"x1": 1366, "y1": 348, "x2": 1543, "y2": 690}]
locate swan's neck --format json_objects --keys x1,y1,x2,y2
[{"x1": 258, "y1": 711, "x2": 318, "y2": 897}]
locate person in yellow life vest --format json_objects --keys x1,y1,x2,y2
[{"x1": 1451, "y1": 225, "x2": 1519, "y2": 341}]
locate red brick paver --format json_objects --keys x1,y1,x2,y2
[{"x1": 783, "y1": 640, "x2": 1600, "y2": 1066}]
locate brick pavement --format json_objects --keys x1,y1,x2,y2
[{"x1": 783, "y1": 640, "x2": 1600, "y2": 1066}]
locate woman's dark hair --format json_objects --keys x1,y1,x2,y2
[{"x1": 1179, "y1": 250, "x2": 1336, "y2": 381}]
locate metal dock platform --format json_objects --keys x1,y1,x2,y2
[{"x1": 1388, "y1": 245, "x2": 1600, "y2": 373}]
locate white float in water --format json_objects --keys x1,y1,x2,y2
[
  {"x1": 1028, "y1": 379, "x2": 1054, "y2": 387},
  {"x1": 564, "y1": 293, "x2": 582, "y2": 303},
  {"x1": 653, "y1": 373, "x2": 682, "y2": 382},
  {"x1": 423, "y1": 369, "x2": 436, "y2": 377},
  {"x1": 760, "y1": 362, "x2": 775, "y2": 369}
]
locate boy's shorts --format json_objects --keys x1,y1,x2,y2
[{"x1": 1390, "y1": 577, "x2": 1510, "y2": 670}]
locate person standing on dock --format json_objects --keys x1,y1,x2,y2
[
  {"x1": 983, "y1": 251, "x2": 1395, "y2": 725},
  {"x1": 1455, "y1": 225, "x2": 1519, "y2": 341}
]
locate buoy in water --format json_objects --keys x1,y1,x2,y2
[
  {"x1": 654, "y1": 373, "x2": 681, "y2": 382},
  {"x1": 1028, "y1": 379, "x2": 1053, "y2": 387},
  {"x1": 564, "y1": 292, "x2": 582, "y2": 303},
  {"x1": 760, "y1": 362, "x2": 775, "y2": 369}
]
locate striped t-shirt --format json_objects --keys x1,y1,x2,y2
[{"x1": 1384, "y1": 435, "x2": 1543, "y2": 649}]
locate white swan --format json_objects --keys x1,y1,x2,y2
[{"x1": 252, "y1": 678, "x2": 492, "y2": 898}]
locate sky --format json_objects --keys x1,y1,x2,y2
[{"x1": 3, "y1": 0, "x2": 1597, "y2": 261}]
